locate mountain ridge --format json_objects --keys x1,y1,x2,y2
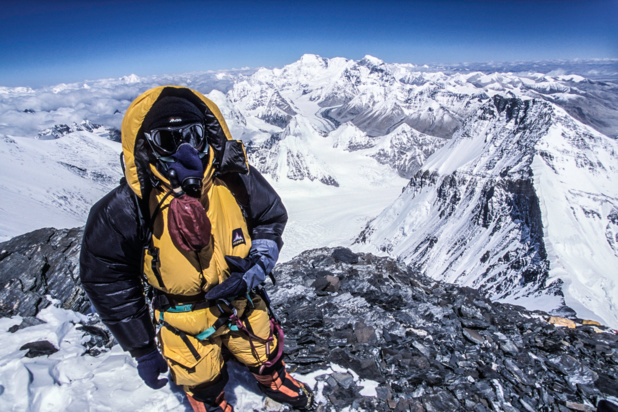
[{"x1": 354, "y1": 93, "x2": 618, "y2": 328}]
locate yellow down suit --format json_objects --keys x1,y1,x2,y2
[{"x1": 80, "y1": 86, "x2": 289, "y2": 397}]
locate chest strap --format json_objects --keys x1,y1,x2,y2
[{"x1": 145, "y1": 190, "x2": 174, "y2": 290}]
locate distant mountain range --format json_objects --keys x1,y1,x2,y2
[
  {"x1": 211, "y1": 54, "x2": 618, "y2": 328},
  {"x1": 0, "y1": 55, "x2": 616, "y2": 328}
]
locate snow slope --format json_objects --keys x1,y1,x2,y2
[
  {"x1": 532, "y1": 112, "x2": 618, "y2": 325},
  {"x1": 0, "y1": 127, "x2": 122, "y2": 240}
]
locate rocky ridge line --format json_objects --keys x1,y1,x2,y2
[{"x1": 271, "y1": 247, "x2": 618, "y2": 411}]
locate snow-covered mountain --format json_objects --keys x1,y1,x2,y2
[
  {"x1": 206, "y1": 55, "x2": 618, "y2": 328},
  {"x1": 1, "y1": 55, "x2": 617, "y2": 328},
  {"x1": 355, "y1": 95, "x2": 618, "y2": 328}
]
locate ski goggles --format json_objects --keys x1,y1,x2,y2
[{"x1": 145, "y1": 123, "x2": 207, "y2": 156}]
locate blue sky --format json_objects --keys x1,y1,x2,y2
[{"x1": 1, "y1": 0, "x2": 616, "y2": 87}]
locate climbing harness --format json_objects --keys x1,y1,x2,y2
[{"x1": 152, "y1": 290, "x2": 284, "y2": 371}]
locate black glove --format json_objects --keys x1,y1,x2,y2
[
  {"x1": 204, "y1": 271, "x2": 247, "y2": 301},
  {"x1": 136, "y1": 350, "x2": 168, "y2": 389},
  {"x1": 224, "y1": 239, "x2": 279, "y2": 291},
  {"x1": 204, "y1": 243, "x2": 279, "y2": 302}
]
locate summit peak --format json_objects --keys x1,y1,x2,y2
[{"x1": 359, "y1": 55, "x2": 385, "y2": 66}]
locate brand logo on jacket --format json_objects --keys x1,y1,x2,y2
[{"x1": 232, "y1": 228, "x2": 246, "y2": 247}]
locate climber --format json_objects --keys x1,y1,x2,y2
[{"x1": 79, "y1": 86, "x2": 313, "y2": 411}]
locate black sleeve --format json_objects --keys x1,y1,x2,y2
[
  {"x1": 79, "y1": 184, "x2": 156, "y2": 358},
  {"x1": 221, "y1": 166, "x2": 288, "y2": 250}
]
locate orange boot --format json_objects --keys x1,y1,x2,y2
[
  {"x1": 187, "y1": 367, "x2": 233, "y2": 412},
  {"x1": 252, "y1": 361, "x2": 314, "y2": 411},
  {"x1": 186, "y1": 391, "x2": 232, "y2": 412}
]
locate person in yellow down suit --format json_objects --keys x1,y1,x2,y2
[{"x1": 80, "y1": 86, "x2": 313, "y2": 411}]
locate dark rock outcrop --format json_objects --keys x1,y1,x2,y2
[
  {"x1": 19, "y1": 340, "x2": 59, "y2": 358},
  {"x1": 271, "y1": 247, "x2": 618, "y2": 411},
  {"x1": 0, "y1": 227, "x2": 89, "y2": 318},
  {"x1": 37, "y1": 120, "x2": 109, "y2": 140}
]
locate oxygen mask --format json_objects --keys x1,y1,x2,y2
[
  {"x1": 145, "y1": 122, "x2": 208, "y2": 197},
  {"x1": 165, "y1": 143, "x2": 205, "y2": 197}
]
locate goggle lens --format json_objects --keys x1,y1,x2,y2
[{"x1": 146, "y1": 123, "x2": 206, "y2": 156}]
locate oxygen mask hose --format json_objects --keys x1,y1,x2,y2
[{"x1": 167, "y1": 169, "x2": 184, "y2": 196}]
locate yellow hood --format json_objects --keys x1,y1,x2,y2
[{"x1": 121, "y1": 85, "x2": 247, "y2": 199}]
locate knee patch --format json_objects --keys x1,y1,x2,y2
[{"x1": 160, "y1": 328, "x2": 223, "y2": 387}]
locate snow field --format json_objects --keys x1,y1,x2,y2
[
  {"x1": 0, "y1": 303, "x2": 379, "y2": 411},
  {"x1": 0, "y1": 131, "x2": 122, "y2": 241}
]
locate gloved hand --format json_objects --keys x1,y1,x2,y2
[
  {"x1": 204, "y1": 239, "x2": 280, "y2": 301},
  {"x1": 136, "y1": 350, "x2": 169, "y2": 389},
  {"x1": 242, "y1": 238, "x2": 280, "y2": 290},
  {"x1": 204, "y1": 271, "x2": 248, "y2": 301}
]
